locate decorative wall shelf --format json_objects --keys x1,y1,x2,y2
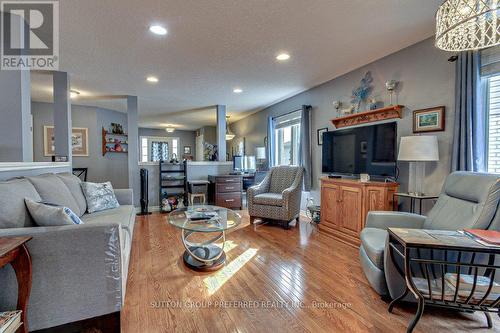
[
  {"x1": 102, "y1": 127, "x2": 129, "y2": 156},
  {"x1": 331, "y1": 105, "x2": 404, "y2": 129}
]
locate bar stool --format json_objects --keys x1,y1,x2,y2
[{"x1": 188, "y1": 180, "x2": 209, "y2": 206}]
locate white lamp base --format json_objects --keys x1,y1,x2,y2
[{"x1": 408, "y1": 161, "x2": 426, "y2": 196}]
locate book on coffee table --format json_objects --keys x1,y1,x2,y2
[
  {"x1": 464, "y1": 229, "x2": 500, "y2": 246},
  {"x1": 0, "y1": 311, "x2": 22, "y2": 333}
]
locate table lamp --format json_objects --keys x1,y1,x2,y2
[
  {"x1": 398, "y1": 136, "x2": 439, "y2": 196},
  {"x1": 255, "y1": 147, "x2": 266, "y2": 171}
]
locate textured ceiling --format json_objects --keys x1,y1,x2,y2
[{"x1": 30, "y1": 0, "x2": 443, "y2": 129}]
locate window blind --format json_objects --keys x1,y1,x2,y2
[
  {"x1": 482, "y1": 45, "x2": 500, "y2": 77},
  {"x1": 274, "y1": 110, "x2": 302, "y2": 129}
]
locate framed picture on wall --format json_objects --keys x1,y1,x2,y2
[
  {"x1": 413, "y1": 106, "x2": 445, "y2": 133},
  {"x1": 184, "y1": 146, "x2": 192, "y2": 154},
  {"x1": 317, "y1": 128, "x2": 329, "y2": 145},
  {"x1": 44, "y1": 126, "x2": 89, "y2": 156}
]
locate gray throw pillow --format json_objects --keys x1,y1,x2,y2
[
  {"x1": 25, "y1": 199, "x2": 83, "y2": 226},
  {"x1": 80, "y1": 181, "x2": 120, "y2": 213}
]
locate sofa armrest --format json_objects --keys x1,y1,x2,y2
[
  {"x1": 0, "y1": 223, "x2": 124, "y2": 331},
  {"x1": 365, "y1": 211, "x2": 426, "y2": 230},
  {"x1": 114, "y1": 188, "x2": 133, "y2": 205}
]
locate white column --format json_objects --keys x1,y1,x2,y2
[
  {"x1": 127, "y1": 96, "x2": 139, "y2": 206},
  {"x1": 53, "y1": 71, "x2": 72, "y2": 162},
  {"x1": 216, "y1": 105, "x2": 226, "y2": 161}
]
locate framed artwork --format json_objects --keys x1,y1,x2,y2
[
  {"x1": 44, "y1": 126, "x2": 89, "y2": 156},
  {"x1": 413, "y1": 106, "x2": 445, "y2": 133},
  {"x1": 184, "y1": 146, "x2": 192, "y2": 154},
  {"x1": 317, "y1": 128, "x2": 329, "y2": 145}
]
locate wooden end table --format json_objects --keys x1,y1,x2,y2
[
  {"x1": 387, "y1": 228, "x2": 500, "y2": 333},
  {"x1": 0, "y1": 237, "x2": 32, "y2": 333}
]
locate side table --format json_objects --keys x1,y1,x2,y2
[
  {"x1": 0, "y1": 237, "x2": 32, "y2": 333},
  {"x1": 387, "y1": 228, "x2": 500, "y2": 333},
  {"x1": 393, "y1": 193, "x2": 439, "y2": 214}
]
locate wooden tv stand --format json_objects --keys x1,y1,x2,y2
[{"x1": 320, "y1": 177, "x2": 398, "y2": 248}]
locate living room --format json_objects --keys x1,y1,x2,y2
[{"x1": 1, "y1": 1, "x2": 500, "y2": 333}]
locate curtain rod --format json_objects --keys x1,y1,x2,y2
[{"x1": 272, "y1": 105, "x2": 311, "y2": 120}]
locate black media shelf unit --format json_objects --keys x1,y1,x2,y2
[{"x1": 159, "y1": 160, "x2": 188, "y2": 213}]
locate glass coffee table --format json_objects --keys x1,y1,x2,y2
[{"x1": 168, "y1": 205, "x2": 241, "y2": 271}]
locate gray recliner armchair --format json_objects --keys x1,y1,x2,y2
[
  {"x1": 359, "y1": 171, "x2": 500, "y2": 298},
  {"x1": 247, "y1": 165, "x2": 304, "y2": 229}
]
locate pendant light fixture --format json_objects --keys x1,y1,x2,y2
[
  {"x1": 225, "y1": 116, "x2": 235, "y2": 141},
  {"x1": 436, "y1": 0, "x2": 500, "y2": 51}
]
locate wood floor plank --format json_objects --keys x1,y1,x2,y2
[{"x1": 122, "y1": 212, "x2": 500, "y2": 333}]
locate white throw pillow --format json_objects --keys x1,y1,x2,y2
[
  {"x1": 80, "y1": 181, "x2": 120, "y2": 213},
  {"x1": 25, "y1": 199, "x2": 83, "y2": 226}
]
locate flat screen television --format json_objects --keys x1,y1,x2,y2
[{"x1": 322, "y1": 122, "x2": 397, "y2": 178}]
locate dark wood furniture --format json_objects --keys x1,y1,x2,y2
[
  {"x1": 208, "y1": 175, "x2": 242, "y2": 209},
  {"x1": 387, "y1": 228, "x2": 500, "y2": 333},
  {"x1": 0, "y1": 236, "x2": 32, "y2": 333},
  {"x1": 320, "y1": 177, "x2": 398, "y2": 247},
  {"x1": 331, "y1": 105, "x2": 404, "y2": 129},
  {"x1": 393, "y1": 192, "x2": 439, "y2": 214},
  {"x1": 72, "y1": 167, "x2": 88, "y2": 181},
  {"x1": 159, "y1": 160, "x2": 188, "y2": 212}
]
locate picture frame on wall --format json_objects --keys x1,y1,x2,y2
[
  {"x1": 317, "y1": 128, "x2": 329, "y2": 145},
  {"x1": 44, "y1": 126, "x2": 89, "y2": 156},
  {"x1": 184, "y1": 146, "x2": 192, "y2": 154},
  {"x1": 413, "y1": 106, "x2": 445, "y2": 133}
]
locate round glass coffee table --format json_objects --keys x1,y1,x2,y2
[{"x1": 168, "y1": 205, "x2": 241, "y2": 271}]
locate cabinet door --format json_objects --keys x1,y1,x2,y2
[
  {"x1": 321, "y1": 185, "x2": 340, "y2": 228},
  {"x1": 366, "y1": 186, "x2": 385, "y2": 211},
  {"x1": 339, "y1": 186, "x2": 363, "y2": 236}
]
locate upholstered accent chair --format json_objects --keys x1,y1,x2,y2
[
  {"x1": 359, "y1": 171, "x2": 500, "y2": 299},
  {"x1": 248, "y1": 165, "x2": 304, "y2": 229}
]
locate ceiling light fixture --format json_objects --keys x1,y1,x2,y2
[
  {"x1": 233, "y1": 88, "x2": 243, "y2": 94},
  {"x1": 276, "y1": 53, "x2": 290, "y2": 61},
  {"x1": 70, "y1": 90, "x2": 80, "y2": 99},
  {"x1": 149, "y1": 25, "x2": 167, "y2": 36},
  {"x1": 146, "y1": 76, "x2": 159, "y2": 83},
  {"x1": 436, "y1": 0, "x2": 500, "y2": 51},
  {"x1": 166, "y1": 127, "x2": 175, "y2": 133}
]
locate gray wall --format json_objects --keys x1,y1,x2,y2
[
  {"x1": 32, "y1": 102, "x2": 129, "y2": 189},
  {"x1": 138, "y1": 128, "x2": 197, "y2": 158},
  {"x1": 230, "y1": 37, "x2": 455, "y2": 206}
]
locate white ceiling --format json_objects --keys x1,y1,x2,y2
[{"x1": 30, "y1": 0, "x2": 443, "y2": 129}]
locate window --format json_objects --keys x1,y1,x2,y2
[
  {"x1": 139, "y1": 136, "x2": 179, "y2": 162},
  {"x1": 273, "y1": 111, "x2": 301, "y2": 166},
  {"x1": 486, "y1": 74, "x2": 500, "y2": 173}
]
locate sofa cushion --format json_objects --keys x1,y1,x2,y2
[
  {"x1": 81, "y1": 205, "x2": 135, "y2": 234},
  {"x1": 25, "y1": 199, "x2": 83, "y2": 226},
  {"x1": 81, "y1": 181, "x2": 120, "y2": 214},
  {"x1": 56, "y1": 173, "x2": 87, "y2": 217},
  {"x1": 253, "y1": 193, "x2": 284, "y2": 207},
  {"x1": 27, "y1": 174, "x2": 81, "y2": 217},
  {"x1": 360, "y1": 227, "x2": 388, "y2": 270},
  {"x1": 0, "y1": 178, "x2": 41, "y2": 228},
  {"x1": 269, "y1": 166, "x2": 299, "y2": 194}
]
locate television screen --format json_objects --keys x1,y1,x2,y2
[{"x1": 322, "y1": 122, "x2": 397, "y2": 177}]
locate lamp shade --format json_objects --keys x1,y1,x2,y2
[
  {"x1": 398, "y1": 136, "x2": 439, "y2": 162},
  {"x1": 255, "y1": 147, "x2": 266, "y2": 159}
]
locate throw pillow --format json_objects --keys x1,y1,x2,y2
[
  {"x1": 25, "y1": 199, "x2": 83, "y2": 226},
  {"x1": 80, "y1": 181, "x2": 120, "y2": 213}
]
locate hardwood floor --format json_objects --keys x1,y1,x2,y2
[{"x1": 122, "y1": 212, "x2": 499, "y2": 333}]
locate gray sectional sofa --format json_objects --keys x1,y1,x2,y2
[{"x1": 0, "y1": 173, "x2": 135, "y2": 331}]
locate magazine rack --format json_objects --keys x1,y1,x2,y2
[{"x1": 387, "y1": 228, "x2": 500, "y2": 333}]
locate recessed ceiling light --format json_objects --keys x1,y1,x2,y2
[
  {"x1": 149, "y1": 25, "x2": 167, "y2": 36},
  {"x1": 233, "y1": 88, "x2": 243, "y2": 94},
  {"x1": 276, "y1": 53, "x2": 290, "y2": 61},
  {"x1": 70, "y1": 90, "x2": 80, "y2": 99},
  {"x1": 146, "y1": 76, "x2": 159, "y2": 83}
]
